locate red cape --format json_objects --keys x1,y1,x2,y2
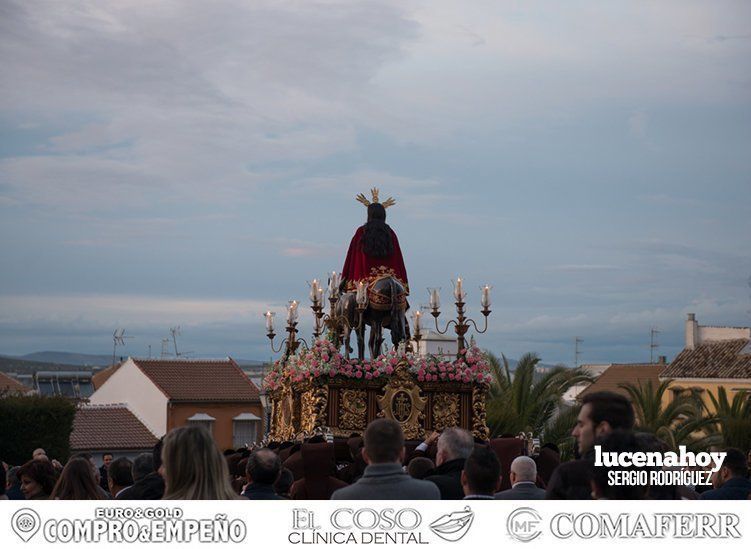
[{"x1": 341, "y1": 226, "x2": 409, "y2": 294}]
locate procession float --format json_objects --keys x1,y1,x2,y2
[{"x1": 262, "y1": 189, "x2": 495, "y2": 441}]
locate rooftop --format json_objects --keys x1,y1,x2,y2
[
  {"x1": 661, "y1": 338, "x2": 751, "y2": 379},
  {"x1": 131, "y1": 357, "x2": 260, "y2": 401},
  {"x1": 70, "y1": 404, "x2": 159, "y2": 451},
  {"x1": 578, "y1": 363, "x2": 666, "y2": 400},
  {"x1": 0, "y1": 371, "x2": 32, "y2": 395}
]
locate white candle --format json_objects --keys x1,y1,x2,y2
[
  {"x1": 265, "y1": 311, "x2": 274, "y2": 334},
  {"x1": 454, "y1": 277, "x2": 463, "y2": 301},
  {"x1": 414, "y1": 310, "x2": 422, "y2": 334},
  {"x1": 329, "y1": 272, "x2": 339, "y2": 296},
  {"x1": 287, "y1": 300, "x2": 299, "y2": 323},
  {"x1": 481, "y1": 285, "x2": 491, "y2": 308},
  {"x1": 310, "y1": 279, "x2": 320, "y2": 304},
  {"x1": 429, "y1": 288, "x2": 440, "y2": 310}
]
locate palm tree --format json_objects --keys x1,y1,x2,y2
[
  {"x1": 485, "y1": 351, "x2": 592, "y2": 440},
  {"x1": 618, "y1": 379, "x2": 718, "y2": 451},
  {"x1": 703, "y1": 387, "x2": 751, "y2": 451}
]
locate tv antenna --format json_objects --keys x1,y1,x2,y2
[
  {"x1": 168, "y1": 326, "x2": 194, "y2": 358},
  {"x1": 170, "y1": 326, "x2": 182, "y2": 357},
  {"x1": 160, "y1": 338, "x2": 171, "y2": 358},
  {"x1": 574, "y1": 337, "x2": 583, "y2": 367},
  {"x1": 650, "y1": 327, "x2": 661, "y2": 363},
  {"x1": 112, "y1": 328, "x2": 134, "y2": 366}
]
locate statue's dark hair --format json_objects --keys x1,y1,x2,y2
[{"x1": 361, "y1": 203, "x2": 393, "y2": 258}]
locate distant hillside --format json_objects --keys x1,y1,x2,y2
[
  {"x1": 12, "y1": 351, "x2": 114, "y2": 366},
  {"x1": 0, "y1": 356, "x2": 100, "y2": 375}
]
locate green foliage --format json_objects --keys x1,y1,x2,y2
[
  {"x1": 0, "y1": 394, "x2": 77, "y2": 465},
  {"x1": 618, "y1": 379, "x2": 719, "y2": 452},
  {"x1": 485, "y1": 351, "x2": 593, "y2": 439},
  {"x1": 541, "y1": 403, "x2": 581, "y2": 461},
  {"x1": 703, "y1": 387, "x2": 751, "y2": 452}
]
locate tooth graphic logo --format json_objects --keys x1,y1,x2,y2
[
  {"x1": 12, "y1": 508, "x2": 41, "y2": 542},
  {"x1": 429, "y1": 506, "x2": 474, "y2": 542}
]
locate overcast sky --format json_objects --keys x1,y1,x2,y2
[{"x1": 1, "y1": 0, "x2": 750, "y2": 365}]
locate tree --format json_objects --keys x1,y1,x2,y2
[
  {"x1": 485, "y1": 351, "x2": 592, "y2": 440},
  {"x1": 0, "y1": 394, "x2": 76, "y2": 465},
  {"x1": 618, "y1": 379, "x2": 718, "y2": 452},
  {"x1": 703, "y1": 387, "x2": 751, "y2": 452}
]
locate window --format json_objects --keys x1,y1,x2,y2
[
  {"x1": 187, "y1": 413, "x2": 215, "y2": 433},
  {"x1": 233, "y1": 413, "x2": 261, "y2": 448}
]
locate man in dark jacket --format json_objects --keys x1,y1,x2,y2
[
  {"x1": 99, "y1": 453, "x2": 113, "y2": 492},
  {"x1": 495, "y1": 456, "x2": 546, "y2": 499},
  {"x1": 546, "y1": 391, "x2": 634, "y2": 500},
  {"x1": 118, "y1": 453, "x2": 164, "y2": 500},
  {"x1": 424, "y1": 428, "x2": 475, "y2": 500},
  {"x1": 241, "y1": 449, "x2": 283, "y2": 500},
  {"x1": 332, "y1": 419, "x2": 440, "y2": 500},
  {"x1": 701, "y1": 449, "x2": 751, "y2": 500},
  {"x1": 118, "y1": 439, "x2": 164, "y2": 500}
]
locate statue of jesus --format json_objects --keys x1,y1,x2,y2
[{"x1": 340, "y1": 188, "x2": 409, "y2": 295}]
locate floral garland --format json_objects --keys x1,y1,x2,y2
[{"x1": 262, "y1": 340, "x2": 492, "y2": 391}]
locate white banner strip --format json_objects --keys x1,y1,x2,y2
[{"x1": 1, "y1": 500, "x2": 750, "y2": 548}]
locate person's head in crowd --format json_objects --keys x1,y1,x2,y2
[
  {"x1": 436, "y1": 428, "x2": 474, "y2": 466},
  {"x1": 108, "y1": 457, "x2": 134, "y2": 497},
  {"x1": 274, "y1": 467, "x2": 294, "y2": 498},
  {"x1": 132, "y1": 453, "x2": 154, "y2": 483},
  {"x1": 407, "y1": 457, "x2": 435, "y2": 480},
  {"x1": 32, "y1": 448, "x2": 47, "y2": 460},
  {"x1": 574, "y1": 391, "x2": 635, "y2": 456},
  {"x1": 509, "y1": 456, "x2": 537, "y2": 486},
  {"x1": 712, "y1": 448, "x2": 749, "y2": 489},
  {"x1": 50, "y1": 458, "x2": 104, "y2": 500},
  {"x1": 153, "y1": 437, "x2": 164, "y2": 476},
  {"x1": 17, "y1": 459, "x2": 56, "y2": 500},
  {"x1": 246, "y1": 448, "x2": 281, "y2": 486},
  {"x1": 71, "y1": 452, "x2": 101, "y2": 484},
  {"x1": 589, "y1": 430, "x2": 647, "y2": 500},
  {"x1": 363, "y1": 418, "x2": 404, "y2": 465},
  {"x1": 7, "y1": 466, "x2": 20, "y2": 490},
  {"x1": 542, "y1": 443, "x2": 560, "y2": 455},
  {"x1": 461, "y1": 446, "x2": 501, "y2": 497},
  {"x1": 102, "y1": 453, "x2": 113, "y2": 470},
  {"x1": 161, "y1": 425, "x2": 239, "y2": 500}
]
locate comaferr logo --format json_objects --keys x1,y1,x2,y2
[
  {"x1": 506, "y1": 508, "x2": 542, "y2": 542},
  {"x1": 550, "y1": 513, "x2": 742, "y2": 539}
]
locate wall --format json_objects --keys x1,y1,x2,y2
[
  {"x1": 89, "y1": 359, "x2": 169, "y2": 436},
  {"x1": 660, "y1": 378, "x2": 751, "y2": 411},
  {"x1": 168, "y1": 402, "x2": 263, "y2": 451}
]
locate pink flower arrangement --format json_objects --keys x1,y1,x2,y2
[{"x1": 262, "y1": 342, "x2": 492, "y2": 391}]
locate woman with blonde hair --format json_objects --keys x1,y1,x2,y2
[
  {"x1": 51, "y1": 458, "x2": 104, "y2": 500},
  {"x1": 161, "y1": 425, "x2": 241, "y2": 500}
]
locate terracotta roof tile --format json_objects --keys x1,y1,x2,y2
[
  {"x1": 70, "y1": 404, "x2": 158, "y2": 451},
  {"x1": 660, "y1": 339, "x2": 751, "y2": 379},
  {"x1": 0, "y1": 371, "x2": 32, "y2": 394},
  {"x1": 578, "y1": 364, "x2": 666, "y2": 400},
  {"x1": 132, "y1": 358, "x2": 259, "y2": 401}
]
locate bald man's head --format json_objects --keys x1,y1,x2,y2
[
  {"x1": 246, "y1": 448, "x2": 281, "y2": 485},
  {"x1": 509, "y1": 456, "x2": 537, "y2": 484}
]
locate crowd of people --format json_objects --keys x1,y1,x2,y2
[{"x1": 2, "y1": 391, "x2": 750, "y2": 501}]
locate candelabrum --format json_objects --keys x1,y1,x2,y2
[
  {"x1": 265, "y1": 301, "x2": 309, "y2": 361},
  {"x1": 310, "y1": 274, "x2": 368, "y2": 356},
  {"x1": 428, "y1": 278, "x2": 492, "y2": 353},
  {"x1": 265, "y1": 273, "x2": 368, "y2": 361}
]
